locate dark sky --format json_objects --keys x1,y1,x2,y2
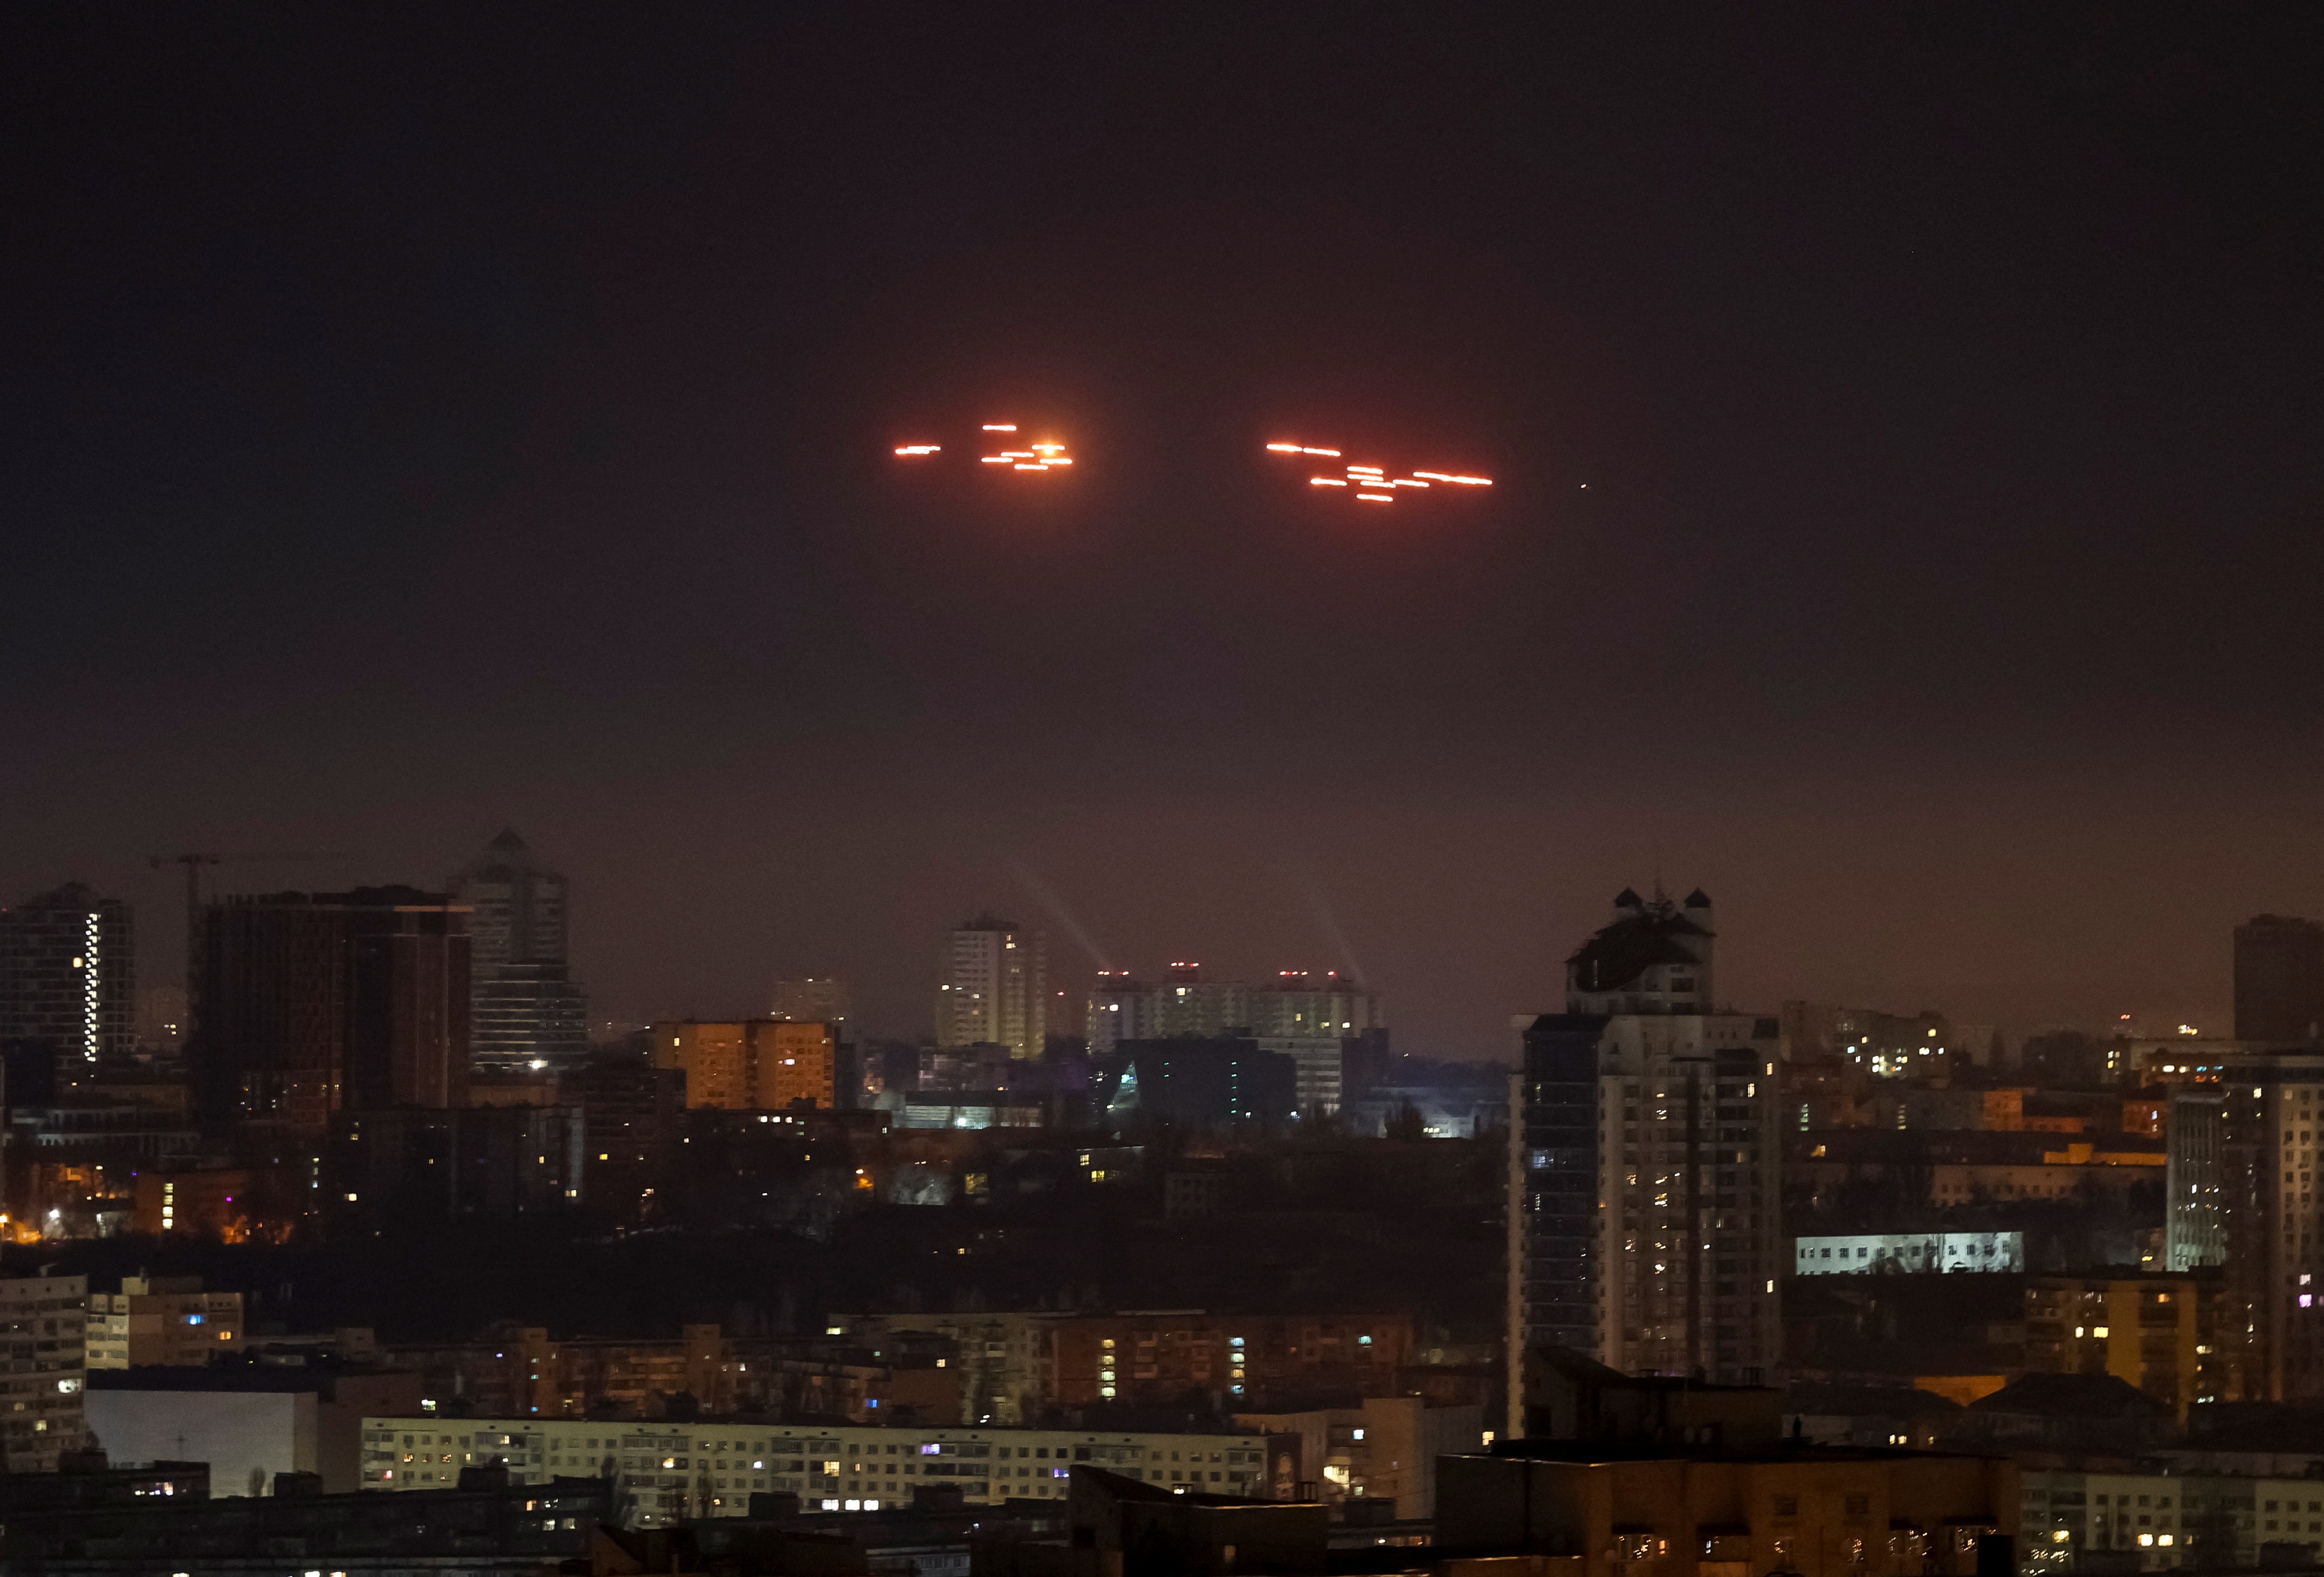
[{"x1": 8, "y1": 8, "x2": 2324, "y2": 1057}]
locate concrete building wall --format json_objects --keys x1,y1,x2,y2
[{"x1": 85, "y1": 1388, "x2": 315, "y2": 1498}]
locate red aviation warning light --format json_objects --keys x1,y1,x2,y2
[{"x1": 1263, "y1": 440, "x2": 1492, "y2": 507}]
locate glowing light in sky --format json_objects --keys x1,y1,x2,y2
[
  {"x1": 1263, "y1": 440, "x2": 1493, "y2": 506},
  {"x1": 903, "y1": 424, "x2": 1073, "y2": 477}
]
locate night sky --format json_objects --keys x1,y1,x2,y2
[{"x1": 9, "y1": 9, "x2": 2324, "y2": 1057}]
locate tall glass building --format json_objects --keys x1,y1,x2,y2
[{"x1": 453, "y1": 829, "x2": 587, "y2": 1072}]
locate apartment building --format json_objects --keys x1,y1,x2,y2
[
  {"x1": 1049, "y1": 1312, "x2": 1412, "y2": 1407},
  {"x1": 361, "y1": 1417, "x2": 1266, "y2": 1530},
  {"x1": 386, "y1": 1324, "x2": 958, "y2": 1425},
  {"x1": 0, "y1": 1272, "x2": 89, "y2": 1471},
  {"x1": 651, "y1": 1020, "x2": 836, "y2": 1110},
  {"x1": 86, "y1": 1276, "x2": 244, "y2": 1368},
  {"x1": 2020, "y1": 1271, "x2": 2232, "y2": 1417},
  {"x1": 839, "y1": 1312, "x2": 1060, "y2": 1425},
  {"x1": 2020, "y1": 1468, "x2": 2324, "y2": 1571}
]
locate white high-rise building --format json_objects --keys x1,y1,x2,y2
[
  {"x1": 1082, "y1": 966, "x2": 1384, "y2": 1057},
  {"x1": 938, "y1": 914, "x2": 1046, "y2": 1059},
  {"x1": 1515, "y1": 888, "x2": 1782, "y2": 1385}
]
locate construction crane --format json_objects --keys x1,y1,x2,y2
[{"x1": 147, "y1": 852, "x2": 347, "y2": 1006}]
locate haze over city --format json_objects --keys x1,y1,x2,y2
[{"x1": 11, "y1": 9, "x2": 2324, "y2": 1054}]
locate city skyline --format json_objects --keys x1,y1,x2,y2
[
  {"x1": 2, "y1": 849, "x2": 2306, "y2": 1058},
  {"x1": 9, "y1": 10, "x2": 2324, "y2": 1061}
]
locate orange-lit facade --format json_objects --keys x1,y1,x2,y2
[
  {"x1": 132, "y1": 1168, "x2": 263, "y2": 1237},
  {"x1": 651, "y1": 1020, "x2": 835, "y2": 1111}
]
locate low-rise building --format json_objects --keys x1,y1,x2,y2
[
  {"x1": 1782, "y1": 1383, "x2": 1964, "y2": 1450},
  {"x1": 86, "y1": 1275, "x2": 243, "y2": 1368},
  {"x1": 361, "y1": 1416, "x2": 1268, "y2": 1530},
  {"x1": 1793, "y1": 1231, "x2": 2023, "y2": 1276},
  {"x1": 0, "y1": 1462, "x2": 604, "y2": 1576},
  {"x1": 2019, "y1": 1468, "x2": 2324, "y2": 1571},
  {"x1": 838, "y1": 1312, "x2": 1061, "y2": 1426},
  {"x1": 87, "y1": 1359, "x2": 423, "y2": 1495},
  {"x1": 1437, "y1": 1440, "x2": 2016, "y2": 1577},
  {"x1": 1231, "y1": 1395, "x2": 1483, "y2": 1519}
]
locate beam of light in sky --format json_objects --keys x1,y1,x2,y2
[
  {"x1": 1010, "y1": 862, "x2": 1114, "y2": 972},
  {"x1": 1356, "y1": 493, "x2": 1393, "y2": 502},
  {"x1": 981, "y1": 423, "x2": 1017, "y2": 432},
  {"x1": 893, "y1": 445, "x2": 941, "y2": 455},
  {"x1": 1266, "y1": 443, "x2": 1303, "y2": 453},
  {"x1": 1301, "y1": 447, "x2": 1339, "y2": 456},
  {"x1": 1309, "y1": 477, "x2": 1348, "y2": 486}
]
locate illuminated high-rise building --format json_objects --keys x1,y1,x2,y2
[
  {"x1": 452, "y1": 830, "x2": 586, "y2": 1072},
  {"x1": 1514, "y1": 889, "x2": 1781, "y2": 1385},
  {"x1": 2178, "y1": 1051, "x2": 2324, "y2": 1400},
  {"x1": 937, "y1": 914, "x2": 1045, "y2": 1059},
  {"x1": 0, "y1": 882, "x2": 134, "y2": 1073}
]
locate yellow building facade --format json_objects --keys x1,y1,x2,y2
[{"x1": 651, "y1": 1019, "x2": 835, "y2": 1110}]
